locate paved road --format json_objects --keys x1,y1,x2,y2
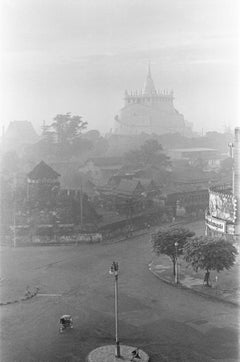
[{"x1": 1, "y1": 232, "x2": 239, "y2": 361}]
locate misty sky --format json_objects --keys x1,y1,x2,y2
[{"x1": 1, "y1": 0, "x2": 239, "y2": 135}]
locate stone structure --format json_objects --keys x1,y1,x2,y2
[
  {"x1": 205, "y1": 127, "x2": 240, "y2": 240},
  {"x1": 114, "y1": 65, "x2": 191, "y2": 136}
]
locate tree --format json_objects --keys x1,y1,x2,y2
[
  {"x1": 51, "y1": 113, "x2": 87, "y2": 144},
  {"x1": 152, "y1": 227, "x2": 195, "y2": 276},
  {"x1": 124, "y1": 139, "x2": 170, "y2": 169},
  {"x1": 184, "y1": 236, "x2": 238, "y2": 286}
]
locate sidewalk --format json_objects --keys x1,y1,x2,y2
[{"x1": 149, "y1": 255, "x2": 240, "y2": 306}]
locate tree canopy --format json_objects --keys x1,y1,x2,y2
[
  {"x1": 184, "y1": 236, "x2": 238, "y2": 275},
  {"x1": 50, "y1": 113, "x2": 88, "y2": 144},
  {"x1": 152, "y1": 226, "x2": 195, "y2": 275},
  {"x1": 124, "y1": 139, "x2": 171, "y2": 169}
]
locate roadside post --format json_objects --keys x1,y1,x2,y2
[
  {"x1": 175, "y1": 241, "x2": 179, "y2": 284},
  {"x1": 109, "y1": 261, "x2": 121, "y2": 358}
]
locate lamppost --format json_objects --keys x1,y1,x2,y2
[
  {"x1": 13, "y1": 173, "x2": 17, "y2": 248},
  {"x1": 109, "y1": 261, "x2": 121, "y2": 358},
  {"x1": 174, "y1": 241, "x2": 179, "y2": 284}
]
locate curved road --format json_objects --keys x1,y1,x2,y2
[{"x1": 1, "y1": 233, "x2": 239, "y2": 361}]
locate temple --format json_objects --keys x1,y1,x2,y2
[{"x1": 114, "y1": 65, "x2": 192, "y2": 136}]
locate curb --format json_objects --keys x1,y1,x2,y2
[
  {"x1": 0, "y1": 287, "x2": 39, "y2": 306},
  {"x1": 149, "y1": 266, "x2": 239, "y2": 308},
  {"x1": 86, "y1": 344, "x2": 150, "y2": 362}
]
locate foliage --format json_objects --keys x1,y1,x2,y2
[
  {"x1": 124, "y1": 139, "x2": 171, "y2": 169},
  {"x1": 152, "y1": 226, "x2": 195, "y2": 275},
  {"x1": 50, "y1": 113, "x2": 87, "y2": 144},
  {"x1": 184, "y1": 236, "x2": 238, "y2": 274}
]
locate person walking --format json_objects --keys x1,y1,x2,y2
[{"x1": 203, "y1": 270, "x2": 211, "y2": 287}]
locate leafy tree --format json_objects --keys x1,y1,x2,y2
[
  {"x1": 152, "y1": 227, "x2": 195, "y2": 276},
  {"x1": 124, "y1": 139, "x2": 170, "y2": 169},
  {"x1": 184, "y1": 236, "x2": 238, "y2": 286},
  {"x1": 51, "y1": 113, "x2": 87, "y2": 144}
]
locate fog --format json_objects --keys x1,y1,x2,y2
[{"x1": 1, "y1": 0, "x2": 239, "y2": 134}]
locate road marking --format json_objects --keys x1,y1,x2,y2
[{"x1": 37, "y1": 293, "x2": 62, "y2": 297}]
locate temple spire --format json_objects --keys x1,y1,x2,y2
[
  {"x1": 147, "y1": 62, "x2": 151, "y2": 78},
  {"x1": 143, "y1": 63, "x2": 156, "y2": 95}
]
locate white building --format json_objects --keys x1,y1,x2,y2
[
  {"x1": 114, "y1": 65, "x2": 192, "y2": 136},
  {"x1": 205, "y1": 128, "x2": 240, "y2": 240}
]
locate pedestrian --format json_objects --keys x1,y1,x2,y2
[
  {"x1": 131, "y1": 347, "x2": 141, "y2": 361},
  {"x1": 203, "y1": 271, "x2": 211, "y2": 287}
]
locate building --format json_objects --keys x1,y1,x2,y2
[
  {"x1": 27, "y1": 160, "x2": 61, "y2": 207},
  {"x1": 2, "y1": 120, "x2": 39, "y2": 151},
  {"x1": 78, "y1": 157, "x2": 123, "y2": 185},
  {"x1": 168, "y1": 148, "x2": 221, "y2": 170},
  {"x1": 114, "y1": 65, "x2": 192, "y2": 136},
  {"x1": 205, "y1": 128, "x2": 240, "y2": 240}
]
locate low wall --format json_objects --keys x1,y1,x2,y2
[{"x1": 9, "y1": 233, "x2": 103, "y2": 246}]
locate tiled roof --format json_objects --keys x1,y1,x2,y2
[
  {"x1": 28, "y1": 161, "x2": 60, "y2": 180},
  {"x1": 115, "y1": 179, "x2": 144, "y2": 195},
  {"x1": 132, "y1": 178, "x2": 158, "y2": 190}
]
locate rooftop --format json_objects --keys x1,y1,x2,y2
[
  {"x1": 115, "y1": 179, "x2": 144, "y2": 196},
  {"x1": 28, "y1": 161, "x2": 61, "y2": 180},
  {"x1": 5, "y1": 120, "x2": 39, "y2": 143},
  {"x1": 169, "y1": 148, "x2": 217, "y2": 153}
]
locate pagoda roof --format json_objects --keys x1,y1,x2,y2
[
  {"x1": 115, "y1": 179, "x2": 144, "y2": 196},
  {"x1": 28, "y1": 161, "x2": 60, "y2": 180},
  {"x1": 143, "y1": 64, "x2": 157, "y2": 95}
]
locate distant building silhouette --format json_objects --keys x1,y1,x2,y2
[
  {"x1": 2, "y1": 120, "x2": 39, "y2": 151},
  {"x1": 114, "y1": 65, "x2": 192, "y2": 136},
  {"x1": 27, "y1": 160, "x2": 60, "y2": 206}
]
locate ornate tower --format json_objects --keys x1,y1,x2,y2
[
  {"x1": 114, "y1": 65, "x2": 188, "y2": 136},
  {"x1": 143, "y1": 64, "x2": 157, "y2": 95}
]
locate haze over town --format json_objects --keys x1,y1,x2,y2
[
  {"x1": 1, "y1": 1, "x2": 240, "y2": 362},
  {"x1": 1, "y1": 0, "x2": 239, "y2": 134}
]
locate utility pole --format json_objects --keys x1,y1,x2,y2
[
  {"x1": 109, "y1": 261, "x2": 121, "y2": 358},
  {"x1": 80, "y1": 183, "x2": 83, "y2": 229},
  {"x1": 13, "y1": 174, "x2": 17, "y2": 248},
  {"x1": 174, "y1": 242, "x2": 179, "y2": 283}
]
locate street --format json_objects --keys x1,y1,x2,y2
[{"x1": 0, "y1": 228, "x2": 239, "y2": 361}]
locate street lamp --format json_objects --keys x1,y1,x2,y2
[
  {"x1": 174, "y1": 242, "x2": 179, "y2": 284},
  {"x1": 109, "y1": 261, "x2": 121, "y2": 358},
  {"x1": 13, "y1": 174, "x2": 17, "y2": 248}
]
